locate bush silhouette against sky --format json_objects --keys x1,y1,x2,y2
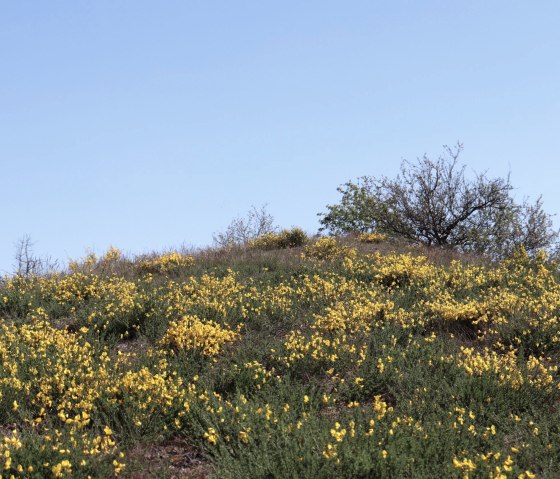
[{"x1": 319, "y1": 144, "x2": 558, "y2": 259}]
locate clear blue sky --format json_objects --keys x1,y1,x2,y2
[{"x1": 2, "y1": 1, "x2": 559, "y2": 273}]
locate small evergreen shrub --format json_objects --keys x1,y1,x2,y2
[{"x1": 248, "y1": 228, "x2": 308, "y2": 250}]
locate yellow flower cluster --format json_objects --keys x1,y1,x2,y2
[
  {"x1": 0, "y1": 318, "x2": 190, "y2": 477},
  {"x1": 157, "y1": 270, "x2": 254, "y2": 322},
  {"x1": 457, "y1": 347, "x2": 557, "y2": 390},
  {"x1": 312, "y1": 295, "x2": 393, "y2": 333},
  {"x1": 282, "y1": 329, "x2": 367, "y2": 367},
  {"x1": 68, "y1": 246, "x2": 124, "y2": 275},
  {"x1": 358, "y1": 232, "x2": 387, "y2": 243},
  {"x1": 137, "y1": 252, "x2": 195, "y2": 274},
  {"x1": 302, "y1": 237, "x2": 357, "y2": 261},
  {"x1": 161, "y1": 314, "x2": 240, "y2": 356}
]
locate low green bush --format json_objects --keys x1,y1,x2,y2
[{"x1": 248, "y1": 228, "x2": 308, "y2": 250}]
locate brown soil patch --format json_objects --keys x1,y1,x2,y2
[{"x1": 123, "y1": 436, "x2": 211, "y2": 479}]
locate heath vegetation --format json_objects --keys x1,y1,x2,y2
[
  {"x1": 2, "y1": 148, "x2": 559, "y2": 478},
  {"x1": 1, "y1": 236, "x2": 560, "y2": 478}
]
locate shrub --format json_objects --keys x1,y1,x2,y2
[
  {"x1": 136, "y1": 252, "x2": 194, "y2": 274},
  {"x1": 68, "y1": 246, "x2": 127, "y2": 275},
  {"x1": 248, "y1": 228, "x2": 308, "y2": 250},
  {"x1": 279, "y1": 228, "x2": 308, "y2": 248},
  {"x1": 213, "y1": 205, "x2": 277, "y2": 247},
  {"x1": 358, "y1": 232, "x2": 387, "y2": 244},
  {"x1": 160, "y1": 315, "x2": 240, "y2": 356},
  {"x1": 303, "y1": 237, "x2": 357, "y2": 261}
]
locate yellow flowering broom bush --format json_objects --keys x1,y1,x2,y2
[
  {"x1": 160, "y1": 314, "x2": 240, "y2": 356},
  {"x1": 302, "y1": 237, "x2": 357, "y2": 261},
  {"x1": 136, "y1": 252, "x2": 195, "y2": 274}
]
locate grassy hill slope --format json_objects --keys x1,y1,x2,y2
[{"x1": 1, "y1": 236, "x2": 559, "y2": 478}]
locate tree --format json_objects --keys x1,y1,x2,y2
[
  {"x1": 318, "y1": 143, "x2": 558, "y2": 259},
  {"x1": 13, "y1": 235, "x2": 58, "y2": 276},
  {"x1": 213, "y1": 204, "x2": 278, "y2": 247}
]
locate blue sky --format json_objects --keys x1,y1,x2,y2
[{"x1": 1, "y1": 1, "x2": 559, "y2": 273}]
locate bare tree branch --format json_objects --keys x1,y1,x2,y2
[{"x1": 318, "y1": 143, "x2": 558, "y2": 259}]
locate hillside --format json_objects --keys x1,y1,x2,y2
[{"x1": 1, "y1": 236, "x2": 559, "y2": 478}]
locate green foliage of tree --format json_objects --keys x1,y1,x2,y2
[{"x1": 318, "y1": 143, "x2": 558, "y2": 258}]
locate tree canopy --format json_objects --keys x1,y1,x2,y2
[{"x1": 318, "y1": 144, "x2": 558, "y2": 259}]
